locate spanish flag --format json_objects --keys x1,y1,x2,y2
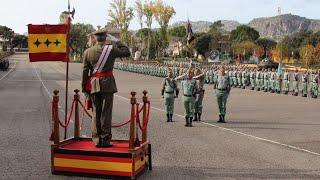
[{"x1": 28, "y1": 23, "x2": 69, "y2": 62}]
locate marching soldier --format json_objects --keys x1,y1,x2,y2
[
  {"x1": 215, "y1": 66, "x2": 231, "y2": 123},
  {"x1": 270, "y1": 69, "x2": 276, "y2": 93},
  {"x1": 283, "y1": 69, "x2": 289, "y2": 95},
  {"x1": 250, "y1": 68, "x2": 256, "y2": 90},
  {"x1": 311, "y1": 70, "x2": 319, "y2": 98},
  {"x1": 275, "y1": 70, "x2": 282, "y2": 94},
  {"x1": 82, "y1": 29, "x2": 131, "y2": 148},
  {"x1": 263, "y1": 69, "x2": 269, "y2": 92},
  {"x1": 161, "y1": 68, "x2": 179, "y2": 122},
  {"x1": 176, "y1": 68, "x2": 198, "y2": 127},
  {"x1": 301, "y1": 71, "x2": 309, "y2": 97},
  {"x1": 256, "y1": 68, "x2": 262, "y2": 91},
  {"x1": 194, "y1": 69, "x2": 205, "y2": 122},
  {"x1": 292, "y1": 69, "x2": 299, "y2": 96}
]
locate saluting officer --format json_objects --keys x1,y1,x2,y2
[
  {"x1": 162, "y1": 68, "x2": 179, "y2": 122},
  {"x1": 215, "y1": 66, "x2": 231, "y2": 123},
  {"x1": 82, "y1": 28, "x2": 131, "y2": 148}
]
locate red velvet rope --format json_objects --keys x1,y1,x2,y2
[
  {"x1": 136, "y1": 102, "x2": 151, "y2": 131},
  {"x1": 58, "y1": 99, "x2": 76, "y2": 128}
]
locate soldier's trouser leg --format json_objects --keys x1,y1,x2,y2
[
  {"x1": 164, "y1": 96, "x2": 174, "y2": 114},
  {"x1": 216, "y1": 90, "x2": 228, "y2": 116},
  {"x1": 292, "y1": 81, "x2": 298, "y2": 95},
  {"x1": 183, "y1": 96, "x2": 195, "y2": 125},
  {"x1": 195, "y1": 93, "x2": 204, "y2": 114},
  {"x1": 312, "y1": 83, "x2": 318, "y2": 97},
  {"x1": 283, "y1": 80, "x2": 289, "y2": 93},
  {"x1": 91, "y1": 93, "x2": 113, "y2": 145}
]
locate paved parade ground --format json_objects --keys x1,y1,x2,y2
[{"x1": 1, "y1": 53, "x2": 320, "y2": 179}]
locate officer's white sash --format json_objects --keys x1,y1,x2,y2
[{"x1": 90, "y1": 45, "x2": 113, "y2": 94}]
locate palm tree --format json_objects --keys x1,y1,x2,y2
[{"x1": 108, "y1": 0, "x2": 134, "y2": 45}]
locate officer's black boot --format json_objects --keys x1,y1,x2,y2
[
  {"x1": 193, "y1": 113, "x2": 198, "y2": 122},
  {"x1": 185, "y1": 116, "x2": 189, "y2": 127},
  {"x1": 166, "y1": 113, "x2": 170, "y2": 122},
  {"x1": 96, "y1": 137, "x2": 102, "y2": 148},
  {"x1": 189, "y1": 117, "x2": 193, "y2": 127},
  {"x1": 169, "y1": 114, "x2": 173, "y2": 122},
  {"x1": 198, "y1": 113, "x2": 202, "y2": 121}
]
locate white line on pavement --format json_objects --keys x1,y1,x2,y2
[{"x1": 0, "y1": 62, "x2": 17, "y2": 81}]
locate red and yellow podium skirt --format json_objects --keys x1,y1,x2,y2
[{"x1": 51, "y1": 138, "x2": 151, "y2": 179}]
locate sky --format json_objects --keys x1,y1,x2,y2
[{"x1": 1, "y1": 0, "x2": 320, "y2": 34}]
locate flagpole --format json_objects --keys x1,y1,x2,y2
[{"x1": 64, "y1": 0, "x2": 71, "y2": 139}]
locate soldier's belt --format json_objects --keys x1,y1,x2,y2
[
  {"x1": 217, "y1": 88, "x2": 227, "y2": 91},
  {"x1": 183, "y1": 94, "x2": 193, "y2": 97},
  {"x1": 165, "y1": 91, "x2": 174, "y2": 94}
]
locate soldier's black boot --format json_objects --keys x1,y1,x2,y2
[
  {"x1": 198, "y1": 113, "x2": 202, "y2": 121},
  {"x1": 189, "y1": 117, "x2": 193, "y2": 127},
  {"x1": 222, "y1": 115, "x2": 226, "y2": 123},
  {"x1": 169, "y1": 114, "x2": 173, "y2": 122},
  {"x1": 193, "y1": 113, "x2": 198, "y2": 121},
  {"x1": 166, "y1": 113, "x2": 170, "y2": 122},
  {"x1": 217, "y1": 115, "x2": 223, "y2": 123},
  {"x1": 185, "y1": 116, "x2": 189, "y2": 127}
]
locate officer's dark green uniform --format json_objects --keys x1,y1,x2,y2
[
  {"x1": 215, "y1": 66, "x2": 231, "y2": 123},
  {"x1": 82, "y1": 29, "x2": 130, "y2": 148},
  {"x1": 162, "y1": 68, "x2": 179, "y2": 122}
]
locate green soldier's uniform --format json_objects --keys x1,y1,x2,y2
[
  {"x1": 162, "y1": 77, "x2": 178, "y2": 122},
  {"x1": 241, "y1": 70, "x2": 246, "y2": 89},
  {"x1": 250, "y1": 70, "x2": 256, "y2": 90},
  {"x1": 270, "y1": 71, "x2": 276, "y2": 93},
  {"x1": 256, "y1": 70, "x2": 261, "y2": 91},
  {"x1": 292, "y1": 72, "x2": 299, "y2": 96},
  {"x1": 194, "y1": 77, "x2": 205, "y2": 121},
  {"x1": 232, "y1": 70, "x2": 238, "y2": 87},
  {"x1": 216, "y1": 73, "x2": 230, "y2": 123},
  {"x1": 82, "y1": 32, "x2": 130, "y2": 147},
  {"x1": 275, "y1": 72, "x2": 282, "y2": 94},
  {"x1": 311, "y1": 73, "x2": 319, "y2": 98},
  {"x1": 263, "y1": 70, "x2": 269, "y2": 92},
  {"x1": 181, "y1": 78, "x2": 198, "y2": 127},
  {"x1": 301, "y1": 73, "x2": 308, "y2": 97},
  {"x1": 283, "y1": 72, "x2": 289, "y2": 94}
]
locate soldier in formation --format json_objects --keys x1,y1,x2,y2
[{"x1": 161, "y1": 68, "x2": 179, "y2": 122}]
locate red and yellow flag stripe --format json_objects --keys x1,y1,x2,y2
[{"x1": 28, "y1": 24, "x2": 69, "y2": 62}]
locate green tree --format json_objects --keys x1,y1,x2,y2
[
  {"x1": 194, "y1": 34, "x2": 212, "y2": 58},
  {"x1": 143, "y1": 1, "x2": 154, "y2": 60},
  {"x1": 108, "y1": 0, "x2": 134, "y2": 45},
  {"x1": 256, "y1": 38, "x2": 277, "y2": 58},
  {"x1": 12, "y1": 35, "x2": 28, "y2": 48},
  {"x1": 230, "y1": 25, "x2": 260, "y2": 43},
  {"x1": 208, "y1": 20, "x2": 224, "y2": 35},
  {"x1": 0, "y1": 25, "x2": 14, "y2": 50},
  {"x1": 152, "y1": 0, "x2": 176, "y2": 56},
  {"x1": 70, "y1": 23, "x2": 95, "y2": 59},
  {"x1": 300, "y1": 44, "x2": 316, "y2": 68}
]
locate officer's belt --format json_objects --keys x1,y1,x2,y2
[
  {"x1": 217, "y1": 88, "x2": 227, "y2": 91},
  {"x1": 91, "y1": 71, "x2": 113, "y2": 78},
  {"x1": 165, "y1": 91, "x2": 174, "y2": 94}
]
